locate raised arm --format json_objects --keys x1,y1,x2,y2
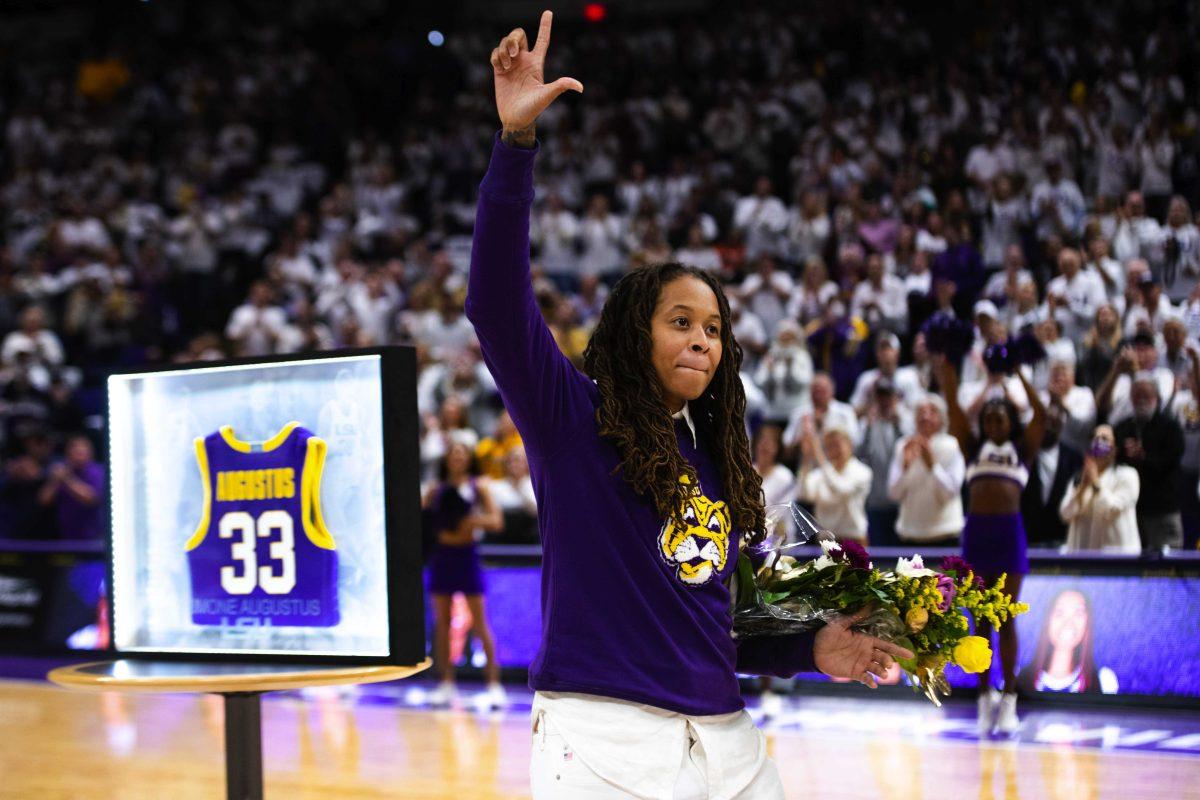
[
  {"x1": 465, "y1": 12, "x2": 589, "y2": 459},
  {"x1": 1015, "y1": 367, "x2": 1046, "y2": 462},
  {"x1": 937, "y1": 359, "x2": 972, "y2": 457}
]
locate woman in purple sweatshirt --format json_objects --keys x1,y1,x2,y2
[{"x1": 468, "y1": 12, "x2": 913, "y2": 798}]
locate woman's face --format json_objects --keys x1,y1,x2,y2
[
  {"x1": 915, "y1": 402, "x2": 942, "y2": 438},
  {"x1": 1090, "y1": 426, "x2": 1115, "y2": 467},
  {"x1": 823, "y1": 430, "x2": 851, "y2": 466},
  {"x1": 504, "y1": 448, "x2": 528, "y2": 478},
  {"x1": 440, "y1": 397, "x2": 467, "y2": 429},
  {"x1": 1047, "y1": 591, "x2": 1088, "y2": 652},
  {"x1": 982, "y1": 404, "x2": 1011, "y2": 443},
  {"x1": 651, "y1": 276, "x2": 723, "y2": 412},
  {"x1": 754, "y1": 426, "x2": 781, "y2": 465},
  {"x1": 445, "y1": 442, "x2": 471, "y2": 475}
]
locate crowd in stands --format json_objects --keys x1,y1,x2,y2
[{"x1": 0, "y1": 1, "x2": 1197, "y2": 553}]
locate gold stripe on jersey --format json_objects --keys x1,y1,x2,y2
[
  {"x1": 184, "y1": 438, "x2": 212, "y2": 551},
  {"x1": 219, "y1": 421, "x2": 302, "y2": 454},
  {"x1": 301, "y1": 437, "x2": 337, "y2": 550}
]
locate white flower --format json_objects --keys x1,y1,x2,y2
[
  {"x1": 896, "y1": 554, "x2": 936, "y2": 578},
  {"x1": 812, "y1": 553, "x2": 836, "y2": 571},
  {"x1": 776, "y1": 554, "x2": 798, "y2": 571},
  {"x1": 818, "y1": 539, "x2": 843, "y2": 555}
]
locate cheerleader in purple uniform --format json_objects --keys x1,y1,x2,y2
[
  {"x1": 938, "y1": 350, "x2": 1045, "y2": 735},
  {"x1": 422, "y1": 440, "x2": 505, "y2": 707}
]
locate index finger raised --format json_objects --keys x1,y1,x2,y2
[{"x1": 532, "y1": 9, "x2": 554, "y2": 55}]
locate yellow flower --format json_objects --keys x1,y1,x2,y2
[
  {"x1": 905, "y1": 607, "x2": 929, "y2": 633},
  {"x1": 953, "y1": 636, "x2": 992, "y2": 673}
]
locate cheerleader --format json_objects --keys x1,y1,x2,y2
[
  {"x1": 939, "y1": 350, "x2": 1045, "y2": 735},
  {"x1": 422, "y1": 440, "x2": 505, "y2": 708}
]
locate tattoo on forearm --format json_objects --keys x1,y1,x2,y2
[{"x1": 502, "y1": 124, "x2": 536, "y2": 149}]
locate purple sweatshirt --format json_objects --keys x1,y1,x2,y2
[{"x1": 465, "y1": 133, "x2": 818, "y2": 716}]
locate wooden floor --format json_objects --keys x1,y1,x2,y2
[{"x1": 2, "y1": 680, "x2": 1198, "y2": 799}]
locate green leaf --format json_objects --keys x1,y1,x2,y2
[{"x1": 894, "y1": 634, "x2": 918, "y2": 674}]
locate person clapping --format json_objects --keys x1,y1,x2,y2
[{"x1": 1060, "y1": 425, "x2": 1140, "y2": 553}]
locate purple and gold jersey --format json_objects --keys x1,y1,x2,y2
[{"x1": 186, "y1": 421, "x2": 340, "y2": 627}]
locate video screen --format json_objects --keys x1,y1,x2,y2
[
  {"x1": 108, "y1": 354, "x2": 393, "y2": 658},
  {"x1": 472, "y1": 566, "x2": 1200, "y2": 699}
]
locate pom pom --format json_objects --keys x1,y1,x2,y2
[
  {"x1": 984, "y1": 333, "x2": 1046, "y2": 375},
  {"x1": 920, "y1": 312, "x2": 976, "y2": 370}
]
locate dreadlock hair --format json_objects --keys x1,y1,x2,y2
[{"x1": 582, "y1": 262, "x2": 766, "y2": 546}]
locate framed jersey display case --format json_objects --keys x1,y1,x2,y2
[{"x1": 105, "y1": 348, "x2": 423, "y2": 664}]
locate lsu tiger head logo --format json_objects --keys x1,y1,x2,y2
[{"x1": 659, "y1": 473, "x2": 731, "y2": 587}]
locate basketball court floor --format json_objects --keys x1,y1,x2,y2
[{"x1": 3, "y1": 676, "x2": 1197, "y2": 799}]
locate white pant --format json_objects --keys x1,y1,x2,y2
[{"x1": 529, "y1": 710, "x2": 785, "y2": 799}]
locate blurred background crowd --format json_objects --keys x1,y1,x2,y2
[{"x1": 0, "y1": 0, "x2": 1196, "y2": 554}]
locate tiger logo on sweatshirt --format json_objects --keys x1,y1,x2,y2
[{"x1": 658, "y1": 473, "x2": 731, "y2": 587}]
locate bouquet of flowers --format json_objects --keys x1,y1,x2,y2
[{"x1": 733, "y1": 504, "x2": 1029, "y2": 705}]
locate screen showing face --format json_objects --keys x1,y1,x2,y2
[
  {"x1": 108, "y1": 354, "x2": 390, "y2": 657},
  {"x1": 470, "y1": 566, "x2": 1200, "y2": 699}
]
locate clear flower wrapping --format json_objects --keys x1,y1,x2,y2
[{"x1": 730, "y1": 503, "x2": 1028, "y2": 705}]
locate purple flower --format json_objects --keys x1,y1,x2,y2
[
  {"x1": 938, "y1": 555, "x2": 974, "y2": 577},
  {"x1": 938, "y1": 555, "x2": 984, "y2": 589},
  {"x1": 837, "y1": 539, "x2": 872, "y2": 570},
  {"x1": 935, "y1": 574, "x2": 956, "y2": 612}
]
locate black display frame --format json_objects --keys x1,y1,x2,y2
[{"x1": 104, "y1": 346, "x2": 425, "y2": 667}]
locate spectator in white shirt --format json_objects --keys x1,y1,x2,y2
[
  {"x1": 1112, "y1": 191, "x2": 1162, "y2": 265},
  {"x1": 1030, "y1": 158, "x2": 1085, "y2": 242},
  {"x1": 752, "y1": 423, "x2": 797, "y2": 542},
  {"x1": 982, "y1": 244, "x2": 1032, "y2": 308},
  {"x1": 531, "y1": 192, "x2": 580, "y2": 290},
  {"x1": 1028, "y1": 317, "x2": 1078, "y2": 392},
  {"x1": 728, "y1": 296, "x2": 768, "y2": 372},
  {"x1": 1060, "y1": 425, "x2": 1141, "y2": 553},
  {"x1": 980, "y1": 176, "x2": 1027, "y2": 270},
  {"x1": 225, "y1": 280, "x2": 289, "y2": 357},
  {"x1": 1135, "y1": 114, "x2": 1175, "y2": 219},
  {"x1": 850, "y1": 332, "x2": 924, "y2": 413},
  {"x1": 487, "y1": 446, "x2": 538, "y2": 543},
  {"x1": 784, "y1": 372, "x2": 861, "y2": 457},
  {"x1": 349, "y1": 270, "x2": 401, "y2": 345},
  {"x1": 1159, "y1": 196, "x2": 1200, "y2": 303},
  {"x1": 1006, "y1": 275, "x2": 1045, "y2": 337},
  {"x1": 1046, "y1": 246, "x2": 1107, "y2": 343},
  {"x1": 1123, "y1": 272, "x2": 1178, "y2": 336},
  {"x1": 733, "y1": 175, "x2": 789, "y2": 260},
  {"x1": 785, "y1": 189, "x2": 831, "y2": 266},
  {"x1": 851, "y1": 252, "x2": 908, "y2": 334},
  {"x1": 673, "y1": 221, "x2": 724, "y2": 274},
  {"x1": 887, "y1": 394, "x2": 965, "y2": 545},
  {"x1": 1084, "y1": 234, "x2": 1124, "y2": 300},
  {"x1": 786, "y1": 256, "x2": 839, "y2": 326},
  {"x1": 1098, "y1": 332, "x2": 1176, "y2": 424},
  {"x1": 1, "y1": 306, "x2": 64, "y2": 370},
  {"x1": 578, "y1": 194, "x2": 625, "y2": 279},
  {"x1": 734, "y1": 253, "x2": 794, "y2": 337},
  {"x1": 1043, "y1": 360, "x2": 1097, "y2": 453},
  {"x1": 754, "y1": 320, "x2": 814, "y2": 426},
  {"x1": 797, "y1": 421, "x2": 872, "y2": 544},
  {"x1": 965, "y1": 127, "x2": 1015, "y2": 190},
  {"x1": 56, "y1": 197, "x2": 113, "y2": 254}
]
